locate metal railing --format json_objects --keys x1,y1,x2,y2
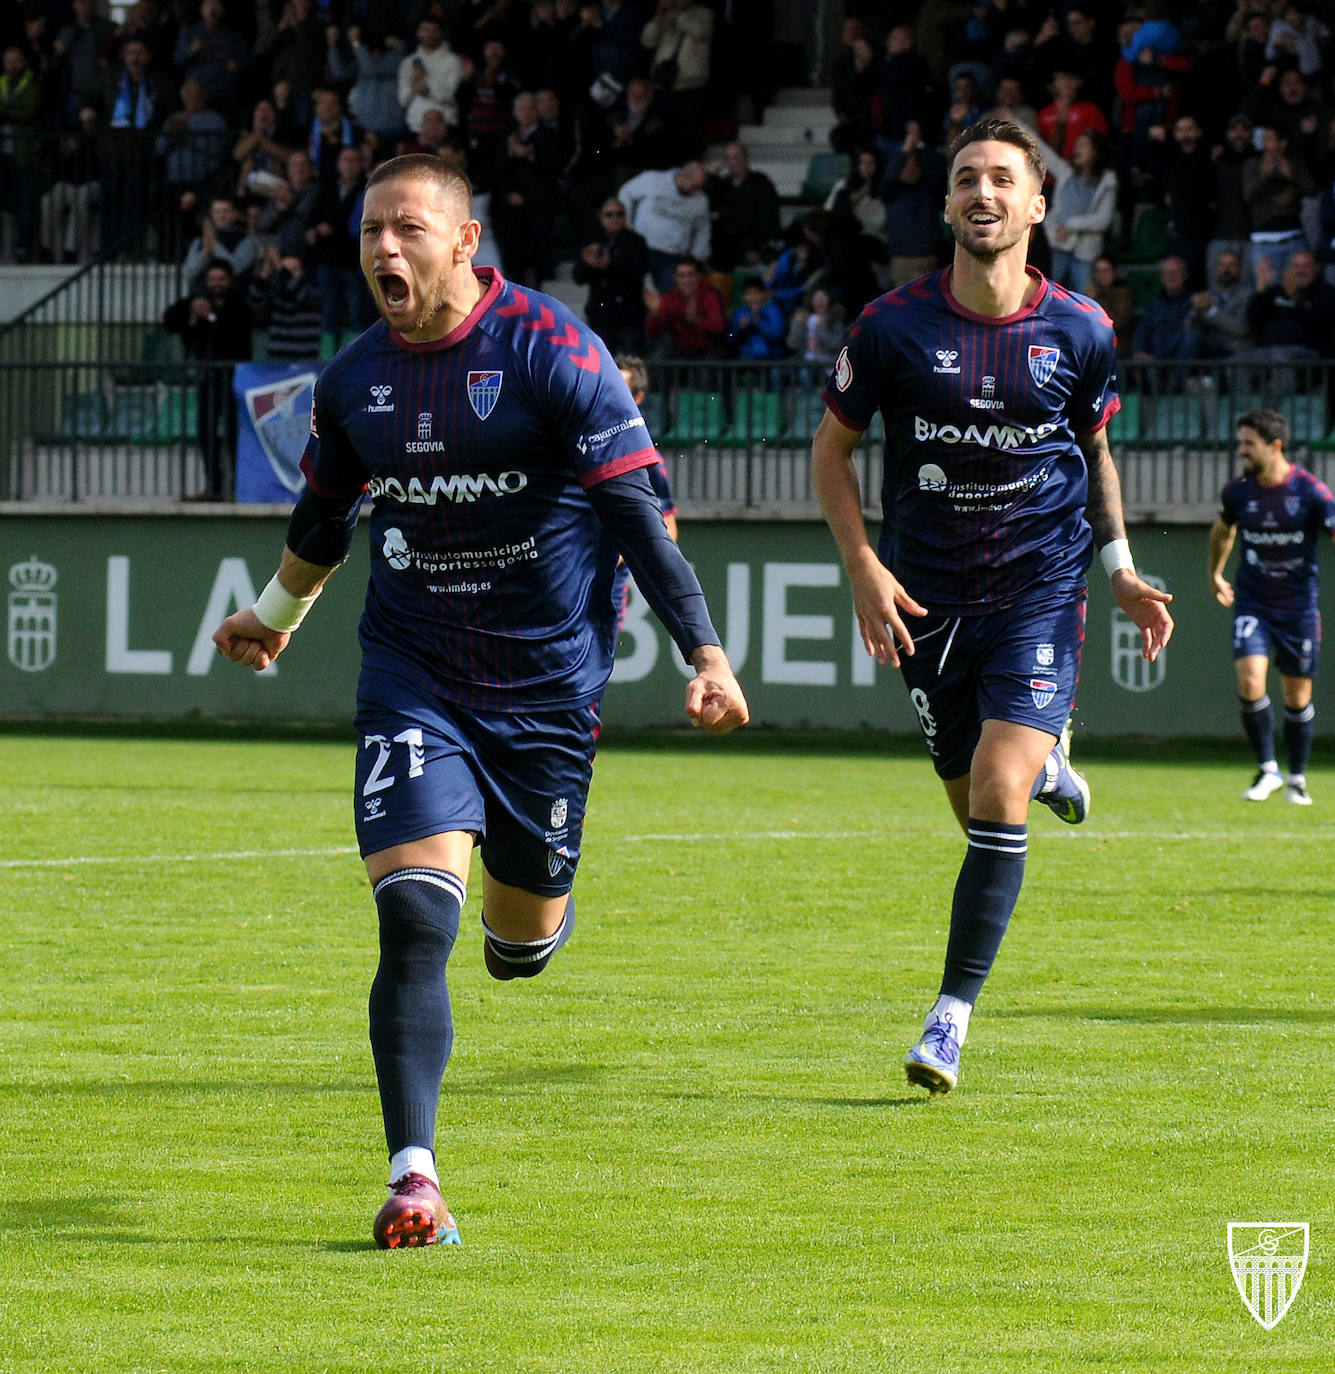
[{"x1": 3, "y1": 355, "x2": 1333, "y2": 513}]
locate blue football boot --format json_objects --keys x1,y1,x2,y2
[
  {"x1": 1034, "y1": 716, "x2": 1089, "y2": 825},
  {"x1": 904, "y1": 1015, "x2": 962, "y2": 1095}
]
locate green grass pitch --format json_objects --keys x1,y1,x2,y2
[{"x1": 1, "y1": 729, "x2": 1331, "y2": 1372}]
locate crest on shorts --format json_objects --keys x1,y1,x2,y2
[
  {"x1": 1035, "y1": 642, "x2": 1054, "y2": 668},
  {"x1": 1030, "y1": 677, "x2": 1058, "y2": 710},
  {"x1": 467, "y1": 370, "x2": 503, "y2": 420},
  {"x1": 1028, "y1": 345, "x2": 1060, "y2": 387},
  {"x1": 550, "y1": 797, "x2": 568, "y2": 828},
  {"x1": 548, "y1": 845, "x2": 569, "y2": 878},
  {"x1": 1229, "y1": 1223, "x2": 1308, "y2": 1329}
]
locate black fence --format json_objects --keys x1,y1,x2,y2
[{"x1": 3, "y1": 354, "x2": 1334, "y2": 510}]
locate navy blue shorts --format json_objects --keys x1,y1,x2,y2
[
  {"x1": 898, "y1": 593, "x2": 1087, "y2": 780},
  {"x1": 1232, "y1": 604, "x2": 1321, "y2": 679},
  {"x1": 353, "y1": 664, "x2": 600, "y2": 896}
]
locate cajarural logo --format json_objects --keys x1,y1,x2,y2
[
  {"x1": 1228, "y1": 1222, "x2": 1308, "y2": 1329},
  {"x1": 8, "y1": 555, "x2": 58, "y2": 672}
]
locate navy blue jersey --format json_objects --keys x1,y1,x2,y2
[
  {"x1": 1220, "y1": 465, "x2": 1335, "y2": 618},
  {"x1": 301, "y1": 267, "x2": 662, "y2": 711},
  {"x1": 822, "y1": 269, "x2": 1120, "y2": 615},
  {"x1": 647, "y1": 457, "x2": 676, "y2": 517}
]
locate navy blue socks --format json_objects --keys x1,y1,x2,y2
[
  {"x1": 368, "y1": 867, "x2": 463, "y2": 1156},
  {"x1": 941, "y1": 820, "x2": 1028, "y2": 1004}
]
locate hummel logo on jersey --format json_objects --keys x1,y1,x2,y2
[
  {"x1": 834, "y1": 346, "x2": 852, "y2": 391},
  {"x1": 1028, "y1": 345, "x2": 1060, "y2": 387},
  {"x1": 368, "y1": 384, "x2": 394, "y2": 413},
  {"x1": 467, "y1": 370, "x2": 503, "y2": 420},
  {"x1": 933, "y1": 349, "x2": 961, "y2": 374}
]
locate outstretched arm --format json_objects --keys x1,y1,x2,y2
[
  {"x1": 811, "y1": 410, "x2": 926, "y2": 668},
  {"x1": 1079, "y1": 425, "x2": 1174, "y2": 661},
  {"x1": 212, "y1": 548, "x2": 340, "y2": 672}
]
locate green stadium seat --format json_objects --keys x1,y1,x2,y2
[
  {"x1": 799, "y1": 152, "x2": 849, "y2": 205},
  {"x1": 722, "y1": 390, "x2": 786, "y2": 445},
  {"x1": 108, "y1": 388, "x2": 159, "y2": 441},
  {"x1": 59, "y1": 391, "x2": 107, "y2": 440},
  {"x1": 1127, "y1": 205, "x2": 1172, "y2": 263},
  {"x1": 638, "y1": 391, "x2": 667, "y2": 443},
  {"x1": 1107, "y1": 392, "x2": 1140, "y2": 443},
  {"x1": 156, "y1": 387, "x2": 198, "y2": 443},
  {"x1": 663, "y1": 389, "x2": 726, "y2": 444}
]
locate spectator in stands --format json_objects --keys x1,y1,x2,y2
[
  {"x1": 941, "y1": 69, "x2": 986, "y2": 148},
  {"x1": 398, "y1": 16, "x2": 464, "y2": 134},
  {"x1": 1244, "y1": 67, "x2": 1323, "y2": 171},
  {"x1": 987, "y1": 74, "x2": 1037, "y2": 131},
  {"x1": 1113, "y1": 14, "x2": 1190, "y2": 205},
  {"x1": 183, "y1": 194, "x2": 260, "y2": 292},
  {"x1": 1186, "y1": 249, "x2": 1253, "y2": 360},
  {"x1": 580, "y1": 0, "x2": 648, "y2": 93},
  {"x1": 727, "y1": 277, "x2": 786, "y2": 360},
  {"x1": 786, "y1": 283, "x2": 846, "y2": 369},
  {"x1": 233, "y1": 98, "x2": 292, "y2": 200},
  {"x1": 39, "y1": 104, "x2": 102, "y2": 262},
  {"x1": 1266, "y1": 2, "x2": 1329, "y2": 79},
  {"x1": 308, "y1": 85, "x2": 358, "y2": 191},
  {"x1": 246, "y1": 243, "x2": 324, "y2": 360},
  {"x1": 574, "y1": 194, "x2": 650, "y2": 353},
  {"x1": 92, "y1": 36, "x2": 168, "y2": 257},
  {"x1": 328, "y1": 23, "x2": 406, "y2": 143},
  {"x1": 1134, "y1": 254, "x2": 1200, "y2": 386},
  {"x1": 260, "y1": 0, "x2": 328, "y2": 127},
  {"x1": 173, "y1": 0, "x2": 250, "y2": 115},
  {"x1": 257, "y1": 145, "x2": 319, "y2": 247},
  {"x1": 1031, "y1": 126, "x2": 1117, "y2": 294},
  {"x1": 1319, "y1": 168, "x2": 1335, "y2": 283},
  {"x1": 1035, "y1": 4, "x2": 1115, "y2": 111},
  {"x1": 306, "y1": 143, "x2": 371, "y2": 346},
  {"x1": 490, "y1": 90, "x2": 560, "y2": 287},
  {"x1": 643, "y1": 254, "x2": 726, "y2": 359},
  {"x1": 706, "y1": 142, "x2": 780, "y2": 272},
  {"x1": 163, "y1": 259, "x2": 253, "y2": 500},
  {"x1": 640, "y1": 0, "x2": 713, "y2": 141},
  {"x1": 825, "y1": 144, "x2": 888, "y2": 307},
  {"x1": 1036, "y1": 67, "x2": 1109, "y2": 161},
  {"x1": 1246, "y1": 249, "x2": 1335, "y2": 358},
  {"x1": 829, "y1": 21, "x2": 878, "y2": 155},
  {"x1": 156, "y1": 77, "x2": 231, "y2": 209},
  {"x1": 764, "y1": 213, "x2": 830, "y2": 318},
  {"x1": 882, "y1": 121, "x2": 944, "y2": 289},
  {"x1": 606, "y1": 74, "x2": 672, "y2": 175},
  {"x1": 0, "y1": 45, "x2": 42, "y2": 262},
  {"x1": 1086, "y1": 255, "x2": 1137, "y2": 354},
  {"x1": 618, "y1": 159, "x2": 711, "y2": 291},
  {"x1": 1234, "y1": 8, "x2": 1274, "y2": 91},
  {"x1": 873, "y1": 23, "x2": 938, "y2": 147},
  {"x1": 1147, "y1": 112, "x2": 1214, "y2": 283},
  {"x1": 52, "y1": 0, "x2": 116, "y2": 128},
  {"x1": 1210, "y1": 114, "x2": 1258, "y2": 280},
  {"x1": 535, "y1": 86, "x2": 581, "y2": 187},
  {"x1": 1245, "y1": 126, "x2": 1317, "y2": 283},
  {"x1": 457, "y1": 38, "x2": 522, "y2": 190}
]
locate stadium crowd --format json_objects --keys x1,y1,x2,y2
[{"x1": 2, "y1": 0, "x2": 1335, "y2": 368}]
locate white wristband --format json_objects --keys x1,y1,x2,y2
[
  {"x1": 253, "y1": 574, "x2": 320, "y2": 633},
  {"x1": 1099, "y1": 538, "x2": 1135, "y2": 579}
]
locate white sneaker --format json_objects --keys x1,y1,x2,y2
[
  {"x1": 1286, "y1": 781, "x2": 1313, "y2": 806},
  {"x1": 1243, "y1": 769, "x2": 1284, "y2": 802}
]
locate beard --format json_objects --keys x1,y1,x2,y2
[{"x1": 948, "y1": 213, "x2": 1030, "y2": 261}]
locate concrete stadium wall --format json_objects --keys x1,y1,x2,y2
[{"x1": 0, "y1": 511, "x2": 1313, "y2": 738}]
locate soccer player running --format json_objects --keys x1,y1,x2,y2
[
  {"x1": 212, "y1": 155, "x2": 748, "y2": 1247},
  {"x1": 811, "y1": 120, "x2": 1173, "y2": 1095},
  {"x1": 1209, "y1": 409, "x2": 1335, "y2": 805}
]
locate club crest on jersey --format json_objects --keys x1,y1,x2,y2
[
  {"x1": 1030, "y1": 677, "x2": 1058, "y2": 710},
  {"x1": 1286, "y1": 497, "x2": 1302, "y2": 517},
  {"x1": 834, "y1": 347, "x2": 852, "y2": 391},
  {"x1": 467, "y1": 370, "x2": 503, "y2": 420},
  {"x1": 1028, "y1": 345, "x2": 1060, "y2": 387}
]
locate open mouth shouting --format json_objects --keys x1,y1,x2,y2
[{"x1": 376, "y1": 270, "x2": 411, "y2": 314}]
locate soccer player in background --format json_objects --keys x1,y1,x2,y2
[
  {"x1": 212, "y1": 155, "x2": 748, "y2": 1247},
  {"x1": 1209, "y1": 409, "x2": 1335, "y2": 805},
  {"x1": 811, "y1": 119, "x2": 1173, "y2": 1095}
]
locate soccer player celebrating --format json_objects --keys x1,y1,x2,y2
[
  {"x1": 811, "y1": 119, "x2": 1173, "y2": 1095},
  {"x1": 213, "y1": 155, "x2": 748, "y2": 1247},
  {"x1": 1209, "y1": 409, "x2": 1335, "y2": 805}
]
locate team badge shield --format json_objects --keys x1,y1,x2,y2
[
  {"x1": 1029, "y1": 677, "x2": 1057, "y2": 710},
  {"x1": 467, "y1": 370, "x2": 503, "y2": 420},
  {"x1": 1229, "y1": 1223, "x2": 1308, "y2": 1329},
  {"x1": 1028, "y1": 345, "x2": 1060, "y2": 387}
]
